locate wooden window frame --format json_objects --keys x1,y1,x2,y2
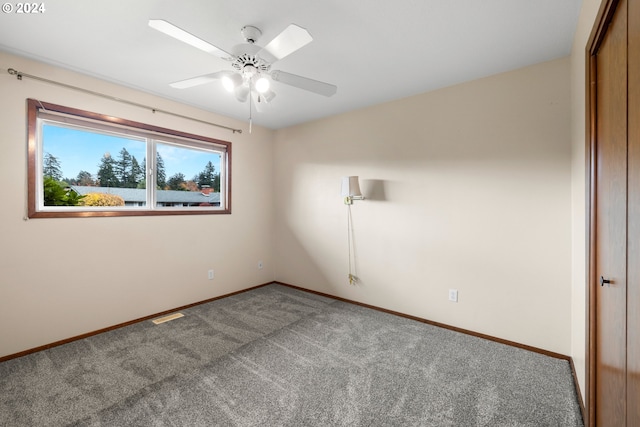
[{"x1": 27, "y1": 98, "x2": 232, "y2": 218}]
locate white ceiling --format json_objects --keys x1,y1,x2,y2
[{"x1": 0, "y1": 0, "x2": 582, "y2": 130}]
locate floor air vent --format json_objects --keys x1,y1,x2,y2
[{"x1": 151, "y1": 312, "x2": 184, "y2": 325}]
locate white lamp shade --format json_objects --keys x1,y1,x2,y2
[
  {"x1": 261, "y1": 88, "x2": 276, "y2": 103},
  {"x1": 255, "y1": 77, "x2": 270, "y2": 93},
  {"x1": 222, "y1": 73, "x2": 243, "y2": 92},
  {"x1": 234, "y1": 84, "x2": 250, "y2": 102},
  {"x1": 341, "y1": 176, "x2": 362, "y2": 197}
]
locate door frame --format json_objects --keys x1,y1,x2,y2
[{"x1": 586, "y1": 0, "x2": 624, "y2": 425}]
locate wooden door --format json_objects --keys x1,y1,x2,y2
[
  {"x1": 594, "y1": 0, "x2": 628, "y2": 424},
  {"x1": 591, "y1": 0, "x2": 640, "y2": 424},
  {"x1": 627, "y1": 0, "x2": 640, "y2": 424}
]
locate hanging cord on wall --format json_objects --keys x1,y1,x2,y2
[
  {"x1": 7, "y1": 68, "x2": 243, "y2": 134},
  {"x1": 347, "y1": 203, "x2": 357, "y2": 285}
]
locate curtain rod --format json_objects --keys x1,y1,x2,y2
[{"x1": 7, "y1": 68, "x2": 243, "y2": 134}]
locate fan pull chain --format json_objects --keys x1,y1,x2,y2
[{"x1": 249, "y1": 77, "x2": 253, "y2": 134}]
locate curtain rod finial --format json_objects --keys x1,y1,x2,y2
[{"x1": 7, "y1": 68, "x2": 22, "y2": 80}]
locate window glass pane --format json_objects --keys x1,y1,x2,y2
[
  {"x1": 28, "y1": 99, "x2": 231, "y2": 217},
  {"x1": 156, "y1": 141, "x2": 223, "y2": 208},
  {"x1": 42, "y1": 122, "x2": 147, "y2": 208}
]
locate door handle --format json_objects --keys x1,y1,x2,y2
[{"x1": 600, "y1": 276, "x2": 611, "y2": 287}]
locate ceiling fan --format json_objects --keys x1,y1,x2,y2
[{"x1": 148, "y1": 19, "x2": 337, "y2": 112}]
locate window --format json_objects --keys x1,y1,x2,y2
[{"x1": 27, "y1": 99, "x2": 231, "y2": 218}]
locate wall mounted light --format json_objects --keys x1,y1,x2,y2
[{"x1": 341, "y1": 176, "x2": 364, "y2": 205}]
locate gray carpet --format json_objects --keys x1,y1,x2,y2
[{"x1": 0, "y1": 284, "x2": 583, "y2": 426}]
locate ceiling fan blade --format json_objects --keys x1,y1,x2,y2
[
  {"x1": 261, "y1": 24, "x2": 313, "y2": 61},
  {"x1": 270, "y1": 70, "x2": 337, "y2": 97},
  {"x1": 148, "y1": 20, "x2": 233, "y2": 60},
  {"x1": 170, "y1": 71, "x2": 229, "y2": 89}
]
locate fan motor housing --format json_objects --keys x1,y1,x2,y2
[{"x1": 232, "y1": 53, "x2": 270, "y2": 74}]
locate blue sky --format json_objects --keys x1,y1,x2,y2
[{"x1": 43, "y1": 124, "x2": 221, "y2": 182}]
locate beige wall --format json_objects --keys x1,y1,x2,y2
[
  {"x1": 0, "y1": 52, "x2": 275, "y2": 358},
  {"x1": 1, "y1": 10, "x2": 599, "y2": 402},
  {"x1": 569, "y1": 0, "x2": 603, "y2": 399},
  {"x1": 273, "y1": 57, "x2": 573, "y2": 355}
]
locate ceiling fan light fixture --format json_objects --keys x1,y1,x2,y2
[
  {"x1": 261, "y1": 88, "x2": 276, "y2": 103},
  {"x1": 242, "y1": 64, "x2": 258, "y2": 79},
  {"x1": 255, "y1": 77, "x2": 270, "y2": 93},
  {"x1": 222, "y1": 73, "x2": 242, "y2": 92},
  {"x1": 151, "y1": 19, "x2": 338, "y2": 128},
  {"x1": 234, "y1": 84, "x2": 250, "y2": 102}
]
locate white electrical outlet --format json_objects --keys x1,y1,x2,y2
[
  {"x1": 448, "y1": 289, "x2": 458, "y2": 302},
  {"x1": 208, "y1": 269, "x2": 214, "y2": 280},
  {"x1": 258, "y1": 261, "x2": 264, "y2": 270}
]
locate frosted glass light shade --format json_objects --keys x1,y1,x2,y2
[
  {"x1": 261, "y1": 89, "x2": 276, "y2": 103},
  {"x1": 341, "y1": 176, "x2": 362, "y2": 197},
  {"x1": 234, "y1": 85, "x2": 250, "y2": 102},
  {"x1": 222, "y1": 73, "x2": 242, "y2": 92},
  {"x1": 255, "y1": 77, "x2": 270, "y2": 93}
]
